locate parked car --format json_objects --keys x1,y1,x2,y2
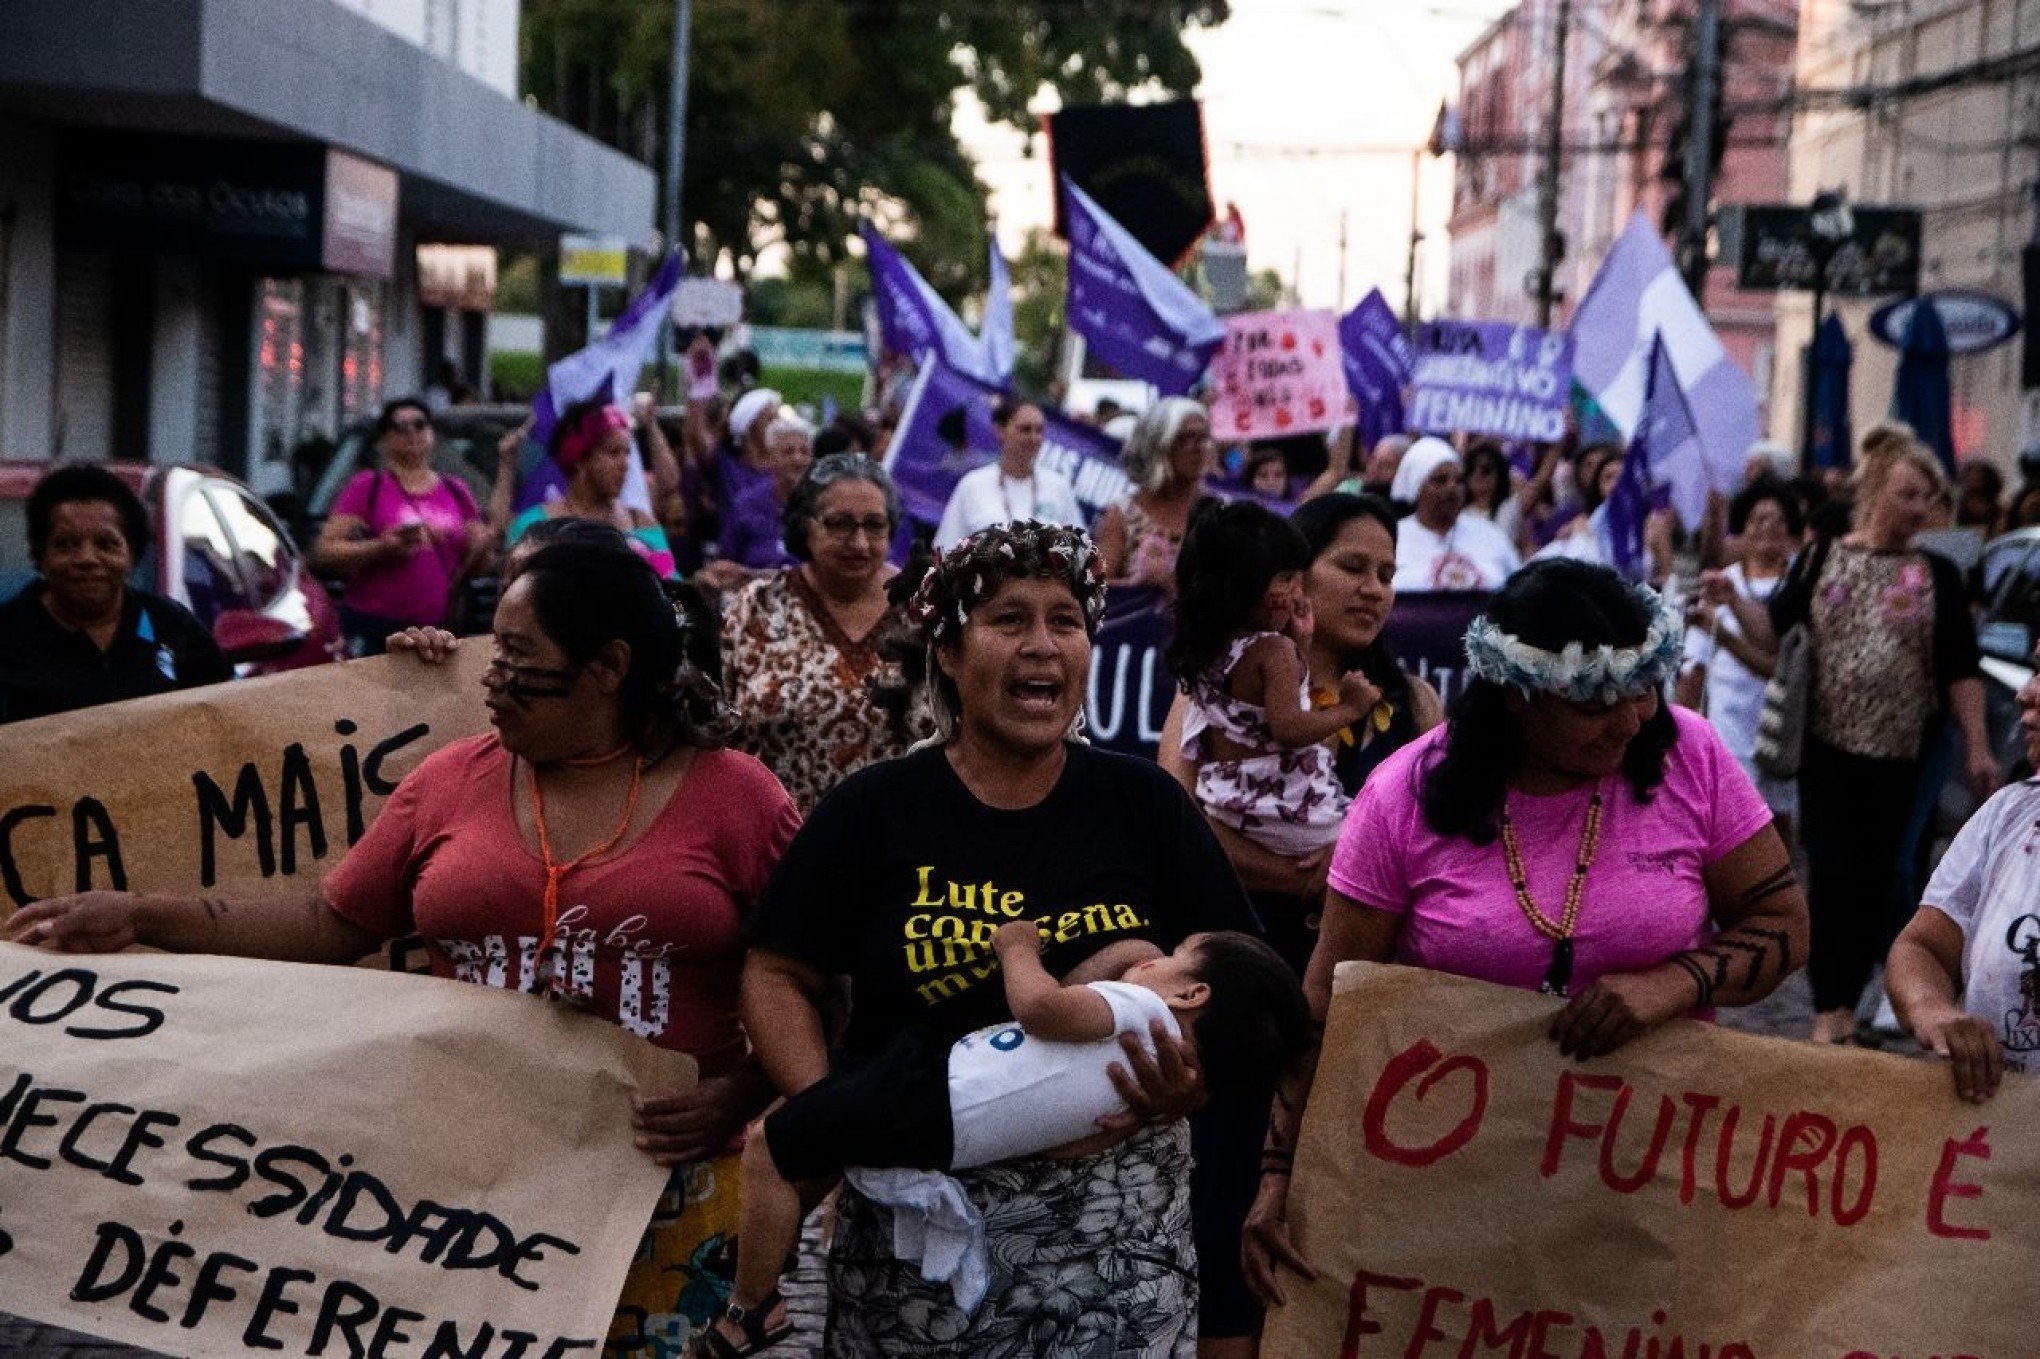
[
  {"x1": 0, "y1": 461, "x2": 346, "y2": 673},
  {"x1": 1968, "y1": 524, "x2": 2040, "y2": 782}
]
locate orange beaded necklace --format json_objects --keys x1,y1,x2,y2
[{"x1": 528, "y1": 743, "x2": 644, "y2": 944}]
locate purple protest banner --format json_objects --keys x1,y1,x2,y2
[
  {"x1": 883, "y1": 356, "x2": 1132, "y2": 530},
  {"x1": 1338, "y1": 288, "x2": 1412, "y2": 450},
  {"x1": 1408, "y1": 320, "x2": 1574, "y2": 444},
  {"x1": 1086, "y1": 585, "x2": 1489, "y2": 763},
  {"x1": 1063, "y1": 176, "x2": 1225, "y2": 395}
]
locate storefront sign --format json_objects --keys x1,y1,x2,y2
[
  {"x1": 1727, "y1": 203, "x2": 1923, "y2": 297},
  {"x1": 57, "y1": 133, "x2": 397, "y2": 280},
  {"x1": 1408, "y1": 321, "x2": 1573, "y2": 443},
  {"x1": 1263, "y1": 963, "x2": 2039, "y2": 1357},
  {"x1": 1870, "y1": 290, "x2": 2022, "y2": 355},
  {"x1": 559, "y1": 235, "x2": 631, "y2": 288},
  {"x1": 416, "y1": 245, "x2": 499, "y2": 311}
]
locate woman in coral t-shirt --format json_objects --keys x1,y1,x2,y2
[
  {"x1": 9, "y1": 534, "x2": 799, "y2": 1353},
  {"x1": 1238, "y1": 560, "x2": 1809, "y2": 1310}
]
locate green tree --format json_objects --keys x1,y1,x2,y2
[
  {"x1": 1008, "y1": 226, "x2": 1066, "y2": 394},
  {"x1": 520, "y1": 0, "x2": 1227, "y2": 309}
]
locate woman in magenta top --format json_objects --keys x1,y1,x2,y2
[
  {"x1": 1239, "y1": 559, "x2": 1808, "y2": 1309},
  {"x1": 313, "y1": 397, "x2": 490, "y2": 654}
]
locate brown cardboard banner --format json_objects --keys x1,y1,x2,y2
[
  {"x1": 1263, "y1": 963, "x2": 2038, "y2": 1359},
  {"x1": 0, "y1": 940, "x2": 694, "y2": 1356},
  {"x1": 0, "y1": 651, "x2": 492, "y2": 920}
]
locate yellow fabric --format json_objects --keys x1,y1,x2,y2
[{"x1": 607, "y1": 1152, "x2": 745, "y2": 1357}]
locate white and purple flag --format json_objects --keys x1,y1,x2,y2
[
  {"x1": 1570, "y1": 212, "x2": 1758, "y2": 528},
  {"x1": 980, "y1": 230, "x2": 1017, "y2": 386},
  {"x1": 1062, "y1": 176, "x2": 1224, "y2": 395},
  {"x1": 521, "y1": 249, "x2": 685, "y2": 512},
  {"x1": 861, "y1": 223, "x2": 995, "y2": 382},
  {"x1": 1605, "y1": 334, "x2": 1695, "y2": 580},
  {"x1": 1338, "y1": 288, "x2": 1412, "y2": 449}
]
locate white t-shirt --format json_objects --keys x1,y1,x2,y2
[
  {"x1": 1393, "y1": 511, "x2": 1521, "y2": 592},
  {"x1": 1682, "y1": 563, "x2": 1785, "y2": 773},
  {"x1": 934, "y1": 462, "x2": 1086, "y2": 550},
  {"x1": 946, "y1": 980, "x2": 1180, "y2": 1169},
  {"x1": 1920, "y1": 779, "x2": 2040, "y2": 1074}
]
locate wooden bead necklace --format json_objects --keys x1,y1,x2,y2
[{"x1": 1499, "y1": 784, "x2": 1605, "y2": 997}]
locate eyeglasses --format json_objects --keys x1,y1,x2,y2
[
  {"x1": 388, "y1": 417, "x2": 430, "y2": 433},
  {"x1": 815, "y1": 514, "x2": 893, "y2": 542}
]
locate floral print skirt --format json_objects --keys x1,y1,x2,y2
[{"x1": 824, "y1": 1121, "x2": 1197, "y2": 1358}]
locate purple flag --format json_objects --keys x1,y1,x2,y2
[
  {"x1": 1338, "y1": 288, "x2": 1412, "y2": 450},
  {"x1": 1606, "y1": 334, "x2": 1695, "y2": 580},
  {"x1": 1063, "y1": 176, "x2": 1225, "y2": 395},
  {"x1": 883, "y1": 356, "x2": 1132, "y2": 529},
  {"x1": 861, "y1": 224, "x2": 993, "y2": 381}
]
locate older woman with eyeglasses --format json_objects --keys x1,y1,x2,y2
[
  {"x1": 721, "y1": 454, "x2": 934, "y2": 813},
  {"x1": 1094, "y1": 396, "x2": 1216, "y2": 587}
]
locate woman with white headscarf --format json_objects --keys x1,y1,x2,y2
[
  {"x1": 715, "y1": 387, "x2": 784, "y2": 528},
  {"x1": 1389, "y1": 436, "x2": 1521, "y2": 591}
]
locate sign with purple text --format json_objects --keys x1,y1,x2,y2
[
  {"x1": 1409, "y1": 320, "x2": 1574, "y2": 444},
  {"x1": 1208, "y1": 309, "x2": 1354, "y2": 442}
]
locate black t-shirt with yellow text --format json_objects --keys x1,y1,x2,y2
[{"x1": 749, "y1": 743, "x2": 1258, "y2": 1060}]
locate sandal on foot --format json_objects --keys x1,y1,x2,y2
[{"x1": 687, "y1": 1292, "x2": 792, "y2": 1359}]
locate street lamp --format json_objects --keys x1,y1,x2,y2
[{"x1": 1800, "y1": 188, "x2": 1856, "y2": 472}]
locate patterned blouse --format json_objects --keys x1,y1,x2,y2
[
  {"x1": 1806, "y1": 543, "x2": 1943, "y2": 760},
  {"x1": 721, "y1": 567, "x2": 930, "y2": 813}
]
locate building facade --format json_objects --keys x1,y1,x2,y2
[
  {"x1": 1776, "y1": 0, "x2": 2038, "y2": 469},
  {"x1": 1447, "y1": 0, "x2": 1795, "y2": 432},
  {"x1": 0, "y1": 0, "x2": 653, "y2": 495}
]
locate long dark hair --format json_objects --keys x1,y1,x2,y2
[
  {"x1": 1288, "y1": 492, "x2": 1408, "y2": 702},
  {"x1": 1420, "y1": 559, "x2": 1676, "y2": 843},
  {"x1": 517, "y1": 538, "x2": 732, "y2": 754},
  {"x1": 1167, "y1": 499, "x2": 1311, "y2": 686}
]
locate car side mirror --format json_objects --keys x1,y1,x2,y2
[{"x1": 213, "y1": 609, "x2": 305, "y2": 665}]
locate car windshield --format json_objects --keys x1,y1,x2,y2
[{"x1": 1980, "y1": 534, "x2": 2040, "y2": 661}]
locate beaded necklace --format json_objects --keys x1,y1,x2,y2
[
  {"x1": 528, "y1": 743, "x2": 645, "y2": 953},
  {"x1": 1499, "y1": 784, "x2": 1605, "y2": 997}
]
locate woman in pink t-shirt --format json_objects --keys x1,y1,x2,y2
[
  {"x1": 312, "y1": 396, "x2": 491, "y2": 654},
  {"x1": 1240, "y1": 559, "x2": 1809, "y2": 1309},
  {"x1": 8, "y1": 535, "x2": 801, "y2": 1353}
]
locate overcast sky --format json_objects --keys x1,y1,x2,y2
[{"x1": 955, "y1": 0, "x2": 1518, "y2": 315}]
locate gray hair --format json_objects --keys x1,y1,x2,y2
[
  {"x1": 782, "y1": 453, "x2": 902, "y2": 562},
  {"x1": 1119, "y1": 397, "x2": 1208, "y2": 494}
]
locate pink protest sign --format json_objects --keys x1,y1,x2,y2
[{"x1": 1208, "y1": 308, "x2": 1354, "y2": 441}]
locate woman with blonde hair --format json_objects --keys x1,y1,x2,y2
[
  {"x1": 1703, "y1": 430, "x2": 1992, "y2": 1044},
  {"x1": 1095, "y1": 396, "x2": 1216, "y2": 585}
]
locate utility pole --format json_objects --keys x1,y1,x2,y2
[
  {"x1": 1337, "y1": 208, "x2": 1349, "y2": 311},
  {"x1": 1681, "y1": 0, "x2": 1724, "y2": 299},
  {"x1": 1533, "y1": 0, "x2": 1572, "y2": 330},
  {"x1": 656, "y1": 0, "x2": 693, "y2": 398},
  {"x1": 1405, "y1": 148, "x2": 1424, "y2": 332}
]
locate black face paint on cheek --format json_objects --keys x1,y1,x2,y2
[{"x1": 485, "y1": 658, "x2": 580, "y2": 707}]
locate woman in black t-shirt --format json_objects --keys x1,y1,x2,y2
[{"x1": 743, "y1": 521, "x2": 1258, "y2": 1357}]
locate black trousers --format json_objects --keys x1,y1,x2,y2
[{"x1": 1798, "y1": 737, "x2": 1920, "y2": 1015}]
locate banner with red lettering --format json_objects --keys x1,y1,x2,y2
[
  {"x1": 1208, "y1": 308, "x2": 1353, "y2": 442},
  {"x1": 1263, "y1": 963, "x2": 2039, "y2": 1359}
]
